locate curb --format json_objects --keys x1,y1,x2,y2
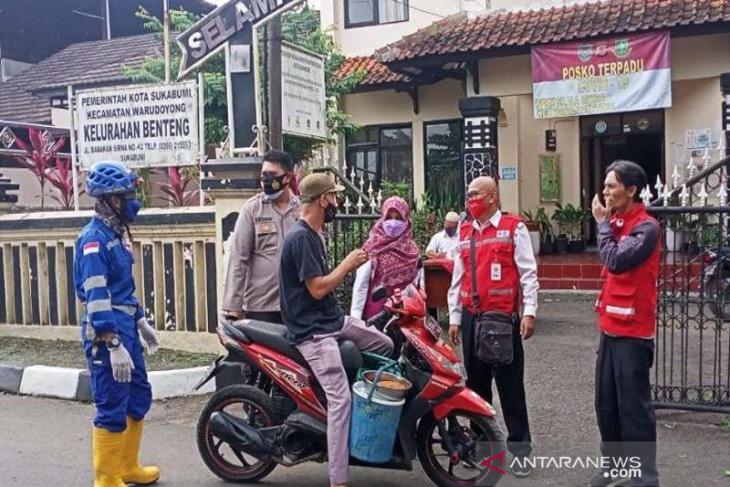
[{"x1": 0, "y1": 363, "x2": 215, "y2": 401}]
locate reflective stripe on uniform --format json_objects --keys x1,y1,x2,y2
[
  {"x1": 488, "y1": 288, "x2": 513, "y2": 295},
  {"x1": 83, "y1": 275, "x2": 107, "y2": 292},
  {"x1": 113, "y1": 304, "x2": 137, "y2": 316},
  {"x1": 106, "y1": 239, "x2": 121, "y2": 250},
  {"x1": 460, "y1": 237, "x2": 513, "y2": 249},
  {"x1": 87, "y1": 299, "x2": 112, "y2": 313},
  {"x1": 605, "y1": 305, "x2": 635, "y2": 316},
  {"x1": 85, "y1": 323, "x2": 96, "y2": 341}
]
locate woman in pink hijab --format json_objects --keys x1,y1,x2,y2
[{"x1": 350, "y1": 196, "x2": 421, "y2": 320}]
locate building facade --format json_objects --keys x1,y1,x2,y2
[{"x1": 329, "y1": 0, "x2": 730, "y2": 231}]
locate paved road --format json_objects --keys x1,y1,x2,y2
[{"x1": 0, "y1": 296, "x2": 728, "y2": 487}]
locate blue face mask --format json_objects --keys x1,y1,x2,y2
[{"x1": 123, "y1": 198, "x2": 142, "y2": 222}]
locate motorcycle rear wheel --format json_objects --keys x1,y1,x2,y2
[
  {"x1": 197, "y1": 385, "x2": 278, "y2": 483},
  {"x1": 417, "y1": 410, "x2": 506, "y2": 487}
]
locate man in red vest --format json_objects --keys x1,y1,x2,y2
[
  {"x1": 590, "y1": 160, "x2": 660, "y2": 487},
  {"x1": 448, "y1": 176, "x2": 538, "y2": 478}
]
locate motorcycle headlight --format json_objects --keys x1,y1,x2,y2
[{"x1": 444, "y1": 360, "x2": 468, "y2": 381}]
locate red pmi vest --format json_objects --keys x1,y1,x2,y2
[
  {"x1": 459, "y1": 213, "x2": 521, "y2": 314},
  {"x1": 595, "y1": 204, "x2": 660, "y2": 338}
]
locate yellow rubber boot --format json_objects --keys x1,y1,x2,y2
[
  {"x1": 92, "y1": 427, "x2": 127, "y2": 487},
  {"x1": 120, "y1": 417, "x2": 160, "y2": 485}
]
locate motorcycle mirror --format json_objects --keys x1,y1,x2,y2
[{"x1": 371, "y1": 285, "x2": 388, "y2": 302}]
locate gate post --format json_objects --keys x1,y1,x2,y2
[
  {"x1": 459, "y1": 96, "x2": 500, "y2": 189},
  {"x1": 722, "y1": 73, "x2": 730, "y2": 158}
]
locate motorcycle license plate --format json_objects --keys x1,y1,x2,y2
[{"x1": 425, "y1": 316, "x2": 442, "y2": 340}]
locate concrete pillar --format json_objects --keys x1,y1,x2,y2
[{"x1": 201, "y1": 158, "x2": 262, "y2": 315}]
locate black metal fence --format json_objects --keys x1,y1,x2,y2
[
  {"x1": 646, "y1": 152, "x2": 730, "y2": 413},
  {"x1": 649, "y1": 206, "x2": 730, "y2": 413}
]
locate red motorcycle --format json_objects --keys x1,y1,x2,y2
[{"x1": 195, "y1": 286, "x2": 506, "y2": 487}]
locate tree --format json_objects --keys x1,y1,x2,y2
[
  {"x1": 123, "y1": 6, "x2": 364, "y2": 162},
  {"x1": 122, "y1": 8, "x2": 227, "y2": 144}
]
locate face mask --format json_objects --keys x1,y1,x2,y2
[
  {"x1": 324, "y1": 202, "x2": 338, "y2": 223},
  {"x1": 123, "y1": 198, "x2": 142, "y2": 223},
  {"x1": 383, "y1": 219, "x2": 407, "y2": 238},
  {"x1": 467, "y1": 198, "x2": 488, "y2": 220},
  {"x1": 445, "y1": 227, "x2": 457, "y2": 237},
  {"x1": 261, "y1": 173, "x2": 288, "y2": 200}
]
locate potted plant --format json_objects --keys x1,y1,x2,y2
[
  {"x1": 559, "y1": 203, "x2": 588, "y2": 253},
  {"x1": 522, "y1": 209, "x2": 541, "y2": 256},
  {"x1": 663, "y1": 194, "x2": 685, "y2": 252},
  {"x1": 664, "y1": 213, "x2": 684, "y2": 252},
  {"x1": 536, "y1": 207, "x2": 555, "y2": 254},
  {"x1": 551, "y1": 203, "x2": 569, "y2": 253}
]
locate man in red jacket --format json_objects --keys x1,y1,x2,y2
[
  {"x1": 590, "y1": 160, "x2": 660, "y2": 487},
  {"x1": 448, "y1": 176, "x2": 538, "y2": 478}
]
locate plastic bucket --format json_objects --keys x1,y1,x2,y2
[{"x1": 349, "y1": 380, "x2": 405, "y2": 464}]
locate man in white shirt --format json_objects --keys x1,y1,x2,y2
[
  {"x1": 425, "y1": 211, "x2": 460, "y2": 259},
  {"x1": 447, "y1": 176, "x2": 538, "y2": 478}
]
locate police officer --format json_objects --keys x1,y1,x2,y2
[
  {"x1": 222, "y1": 150, "x2": 300, "y2": 323},
  {"x1": 590, "y1": 160, "x2": 660, "y2": 487},
  {"x1": 448, "y1": 176, "x2": 538, "y2": 478},
  {"x1": 74, "y1": 161, "x2": 160, "y2": 487}
]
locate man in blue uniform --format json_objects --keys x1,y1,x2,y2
[{"x1": 74, "y1": 161, "x2": 160, "y2": 487}]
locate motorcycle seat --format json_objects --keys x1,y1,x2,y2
[{"x1": 233, "y1": 320, "x2": 363, "y2": 372}]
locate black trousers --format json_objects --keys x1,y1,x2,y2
[
  {"x1": 462, "y1": 310, "x2": 532, "y2": 457},
  {"x1": 595, "y1": 333, "x2": 659, "y2": 486},
  {"x1": 244, "y1": 310, "x2": 283, "y2": 324}
]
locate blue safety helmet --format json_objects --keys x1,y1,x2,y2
[{"x1": 86, "y1": 161, "x2": 139, "y2": 198}]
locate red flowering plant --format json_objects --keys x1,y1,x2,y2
[
  {"x1": 157, "y1": 166, "x2": 199, "y2": 207},
  {"x1": 46, "y1": 156, "x2": 84, "y2": 210},
  {"x1": 13, "y1": 127, "x2": 67, "y2": 209}
]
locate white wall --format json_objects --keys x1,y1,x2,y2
[
  {"x1": 340, "y1": 32, "x2": 730, "y2": 217},
  {"x1": 320, "y1": 0, "x2": 609, "y2": 57},
  {"x1": 321, "y1": 0, "x2": 489, "y2": 56},
  {"x1": 477, "y1": 33, "x2": 730, "y2": 213},
  {"x1": 0, "y1": 58, "x2": 33, "y2": 82}
]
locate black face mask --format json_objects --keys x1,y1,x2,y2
[
  {"x1": 261, "y1": 173, "x2": 288, "y2": 197},
  {"x1": 324, "y1": 202, "x2": 338, "y2": 223}
]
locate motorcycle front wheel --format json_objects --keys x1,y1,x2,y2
[
  {"x1": 705, "y1": 274, "x2": 730, "y2": 320},
  {"x1": 417, "y1": 410, "x2": 506, "y2": 487},
  {"x1": 196, "y1": 385, "x2": 278, "y2": 483}
]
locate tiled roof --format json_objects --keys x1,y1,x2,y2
[
  {"x1": 375, "y1": 0, "x2": 730, "y2": 64},
  {"x1": 0, "y1": 34, "x2": 162, "y2": 123},
  {"x1": 336, "y1": 56, "x2": 410, "y2": 89}
]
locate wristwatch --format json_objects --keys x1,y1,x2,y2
[{"x1": 106, "y1": 335, "x2": 122, "y2": 350}]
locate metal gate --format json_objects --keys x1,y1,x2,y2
[{"x1": 648, "y1": 153, "x2": 730, "y2": 413}]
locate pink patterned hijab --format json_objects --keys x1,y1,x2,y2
[{"x1": 362, "y1": 197, "x2": 420, "y2": 294}]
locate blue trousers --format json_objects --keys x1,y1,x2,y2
[{"x1": 82, "y1": 314, "x2": 152, "y2": 432}]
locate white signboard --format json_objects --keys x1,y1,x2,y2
[
  {"x1": 282, "y1": 42, "x2": 326, "y2": 140},
  {"x1": 76, "y1": 81, "x2": 199, "y2": 168},
  {"x1": 685, "y1": 129, "x2": 712, "y2": 150}
]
